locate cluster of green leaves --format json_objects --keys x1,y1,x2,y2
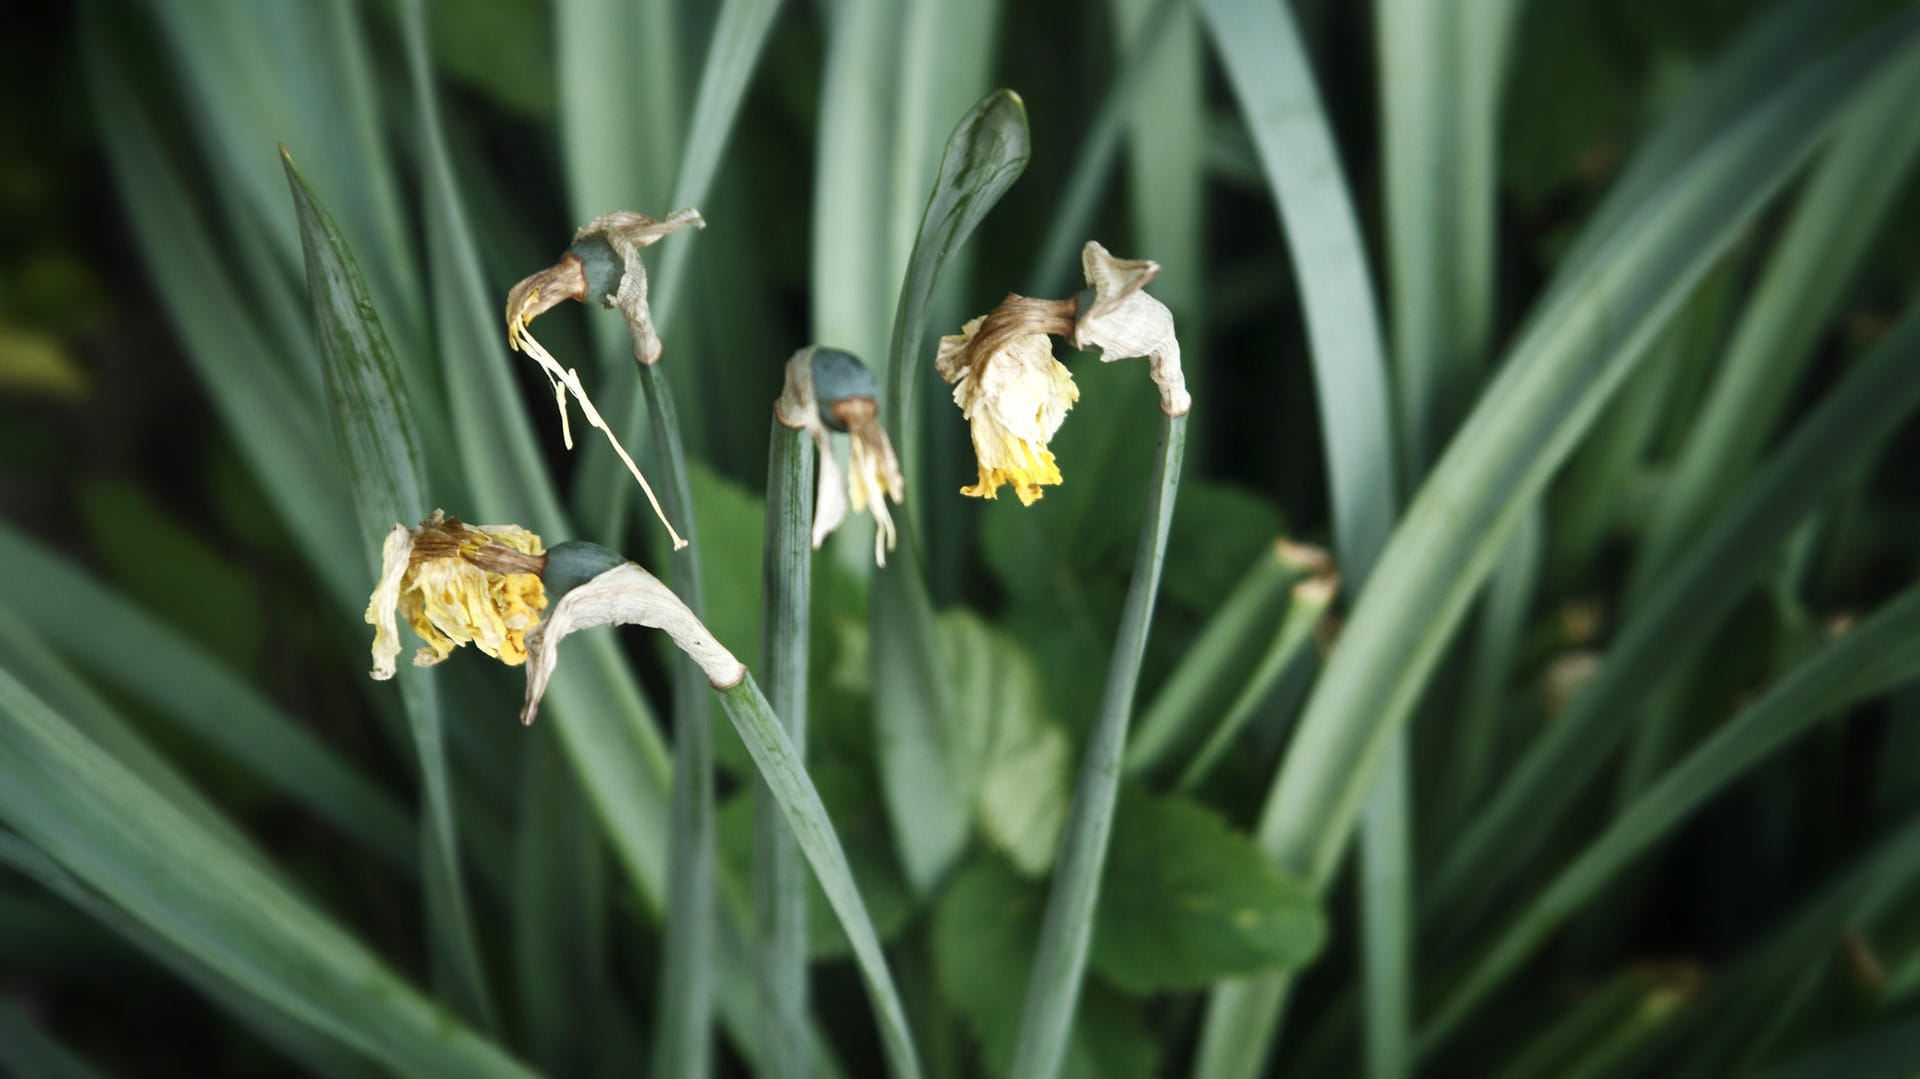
[{"x1": 1, "y1": 0, "x2": 1918, "y2": 1076}]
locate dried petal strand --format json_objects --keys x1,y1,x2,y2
[
  {"x1": 521, "y1": 563, "x2": 745, "y2": 725},
  {"x1": 364, "y1": 524, "x2": 413, "y2": 680}
]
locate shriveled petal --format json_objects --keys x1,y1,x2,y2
[
  {"x1": 574, "y1": 208, "x2": 706, "y2": 250},
  {"x1": 1074, "y1": 241, "x2": 1190, "y2": 416},
  {"x1": 774, "y1": 348, "x2": 849, "y2": 549},
  {"x1": 844, "y1": 407, "x2": 904, "y2": 565},
  {"x1": 364, "y1": 524, "x2": 413, "y2": 680},
  {"x1": 521, "y1": 563, "x2": 744, "y2": 725}
]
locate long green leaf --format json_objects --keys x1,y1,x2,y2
[
  {"x1": 1420, "y1": 581, "x2": 1920, "y2": 1053},
  {"x1": 1196, "y1": 12, "x2": 1920, "y2": 1078},
  {"x1": 581, "y1": 0, "x2": 785, "y2": 539},
  {"x1": 1630, "y1": 44, "x2": 1920, "y2": 604},
  {"x1": 0, "y1": 524, "x2": 412, "y2": 872},
  {"x1": 0, "y1": 671, "x2": 532, "y2": 1077},
  {"x1": 284, "y1": 150, "x2": 494, "y2": 1030},
  {"x1": 0, "y1": 990, "x2": 108, "y2": 1079},
  {"x1": 83, "y1": 21, "x2": 362, "y2": 608},
  {"x1": 1429, "y1": 305, "x2": 1920, "y2": 917},
  {"x1": 1377, "y1": 0, "x2": 1518, "y2": 470},
  {"x1": 716, "y1": 675, "x2": 925, "y2": 1079},
  {"x1": 872, "y1": 89, "x2": 1032, "y2": 893},
  {"x1": 1198, "y1": 0, "x2": 1399, "y2": 587}
]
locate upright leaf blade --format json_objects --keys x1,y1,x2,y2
[
  {"x1": 1196, "y1": 11, "x2": 1920, "y2": 1078},
  {"x1": 284, "y1": 150, "x2": 494, "y2": 1030},
  {"x1": 872, "y1": 89, "x2": 1032, "y2": 894},
  {"x1": 0, "y1": 671, "x2": 532, "y2": 1077}
]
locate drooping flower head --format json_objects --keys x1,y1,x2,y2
[
  {"x1": 935, "y1": 294, "x2": 1080, "y2": 506},
  {"x1": 502, "y1": 208, "x2": 705, "y2": 550},
  {"x1": 365, "y1": 511, "x2": 549, "y2": 679},
  {"x1": 775, "y1": 346, "x2": 905, "y2": 565}
]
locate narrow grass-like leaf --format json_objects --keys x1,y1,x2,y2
[
  {"x1": 1429, "y1": 306, "x2": 1920, "y2": 916},
  {"x1": 1174, "y1": 578, "x2": 1332, "y2": 794},
  {"x1": 872, "y1": 89, "x2": 1032, "y2": 893},
  {"x1": 1125, "y1": 543, "x2": 1301, "y2": 776},
  {"x1": 284, "y1": 150, "x2": 494, "y2": 1030},
  {"x1": 813, "y1": 0, "x2": 901, "y2": 379},
  {"x1": 1440, "y1": 506, "x2": 1541, "y2": 833},
  {"x1": 1358, "y1": 736, "x2": 1413, "y2": 1079},
  {"x1": 512, "y1": 731, "x2": 613, "y2": 1077},
  {"x1": 641, "y1": 361, "x2": 718, "y2": 1079},
  {"x1": 0, "y1": 672, "x2": 532, "y2": 1077},
  {"x1": 137, "y1": 0, "x2": 427, "y2": 361},
  {"x1": 1027, "y1": 0, "x2": 1185, "y2": 297},
  {"x1": 1196, "y1": 13, "x2": 1920, "y2": 1077},
  {"x1": 716, "y1": 675, "x2": 925, "y2": 1079},
  {"x1": 1009, "y1": 412, "x2": 1185, "y2": 1079},
  {"x1": 83, "y1": 26, "x2": 362, "y2": 607},
  {"x1": 1198, "y1": 0, "x2": 1399, "y2": 587},
  {"x1": 1487, "y1": 969, "x2": 1688, "y2": 1079},
  {"x1": 0, "y1": 990, "x2": 108, "y2": 1079},
  {"x1": 583, "y1": 0, "x2": 784, "y2": 538},
  {"x1": 1377, "y1": 0, "x2": 1518, "y2": 470},
  {"x1": 757, "y1": 419, "x2": 815, "y2": 1076},
  {"x1": 885, "y1": 89, "x2": 1031, "y2": 471},
  {"x1": 398, "y1": 0, "x2": 675, "y2": 917},
  {"x1": 1630, "y1": 45, "x2": 1920, "y2": 603},
  {"x1": 0, "y1": 835, "x2": 376, "y2": 1078},
  {"x1": 0, "y1": 612, "x2": 264, "y2": 871},
  {"x1": 1420, "y1": 581, "x2": 1920, "y2": 1054},
  {"x1": 0, "y1": 524, "x2": 412, "y2": 872}
]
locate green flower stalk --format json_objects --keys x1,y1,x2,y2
[{"x1": 1007, "y1": 242, "x2": 1190, "y2": 1079}]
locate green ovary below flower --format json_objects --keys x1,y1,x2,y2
[
  {"x1": 936, "y1": 295, "x2": 1081, "y2": 506},
  {"x1": 365, "y1": 510, "x2": 550, "y2": 679}
]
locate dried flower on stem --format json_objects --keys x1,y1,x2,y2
[
  {"x1": 935, "y1": 294, "x2": 1080, "y2": 505},
  {"x1": 503, "y1": 208, "x2": 705, "y2": 550},
  {"x1": 775, "y1": 347, "x2": 905, "y2": 565},
  {"x1": 365, "y1": 510, "x2": 549, "y2": 679},
  {"x1": 1073, "y1": 241, "x2": 1190, "y2": 417}
]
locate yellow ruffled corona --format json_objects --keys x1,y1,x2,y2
[
  {"x1": 365, "y1": 511, "x2": 550, "y2": 679},
  {"x1": 935, "y1": 296, "x2": 1081, "y2": 506}
]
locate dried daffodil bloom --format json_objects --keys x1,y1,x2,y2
[
  {"x1": 521, "y1": 555, "x2": 744, "y2": 725},
  {"x1": 936, "y1": 294, "x2": 1081, "y2": 506},
  {"x1": 503, "y1": 208, "x2": 705, "y2": 550},
  {"x1": 775, "y1": 346, "x2": 905, "y2": 565},
  {"x1": 1072, "y1": 240, "x2": 1190, "y2": 416},
  {"x1": 365, "y1": 510, "x2": 549, "y2": 680}
]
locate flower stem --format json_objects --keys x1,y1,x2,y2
[
  {"x1": 756, "y1": 417, "x2": 814, "y2": 1077},
  {"x1": 1008, "y1": 411, "x2": 1187, "y2": 1079},
  {"x1": 639, "y1": 361, "x2": 715, "y2": 1079}
]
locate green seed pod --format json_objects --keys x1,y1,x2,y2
[
  {"x1": 808, "y1": 347, "x2": 880, "y2": 432},
  {"x1": 541, "y1": 539, "x2": 629, "y2": 603},
  {"x1": 567, "y1": 236, "x2": 625, "y2": 305}
]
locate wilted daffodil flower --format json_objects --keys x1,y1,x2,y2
[
  {"x1": 503, "y1": 208, "x2": 705, "y2": 550},
  {"x1": 935, "y1": 294, "x2": 1080, "y2": 505},
  {"x1": 1073, "y1": 241, "x2": 1190, "y2": 417},
  {"x1": 365, "y1": 510, "x2": 549, "y2": 680},
  {"x1": 775, "y1": 346, "x2": 905, "y2": 565}
]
